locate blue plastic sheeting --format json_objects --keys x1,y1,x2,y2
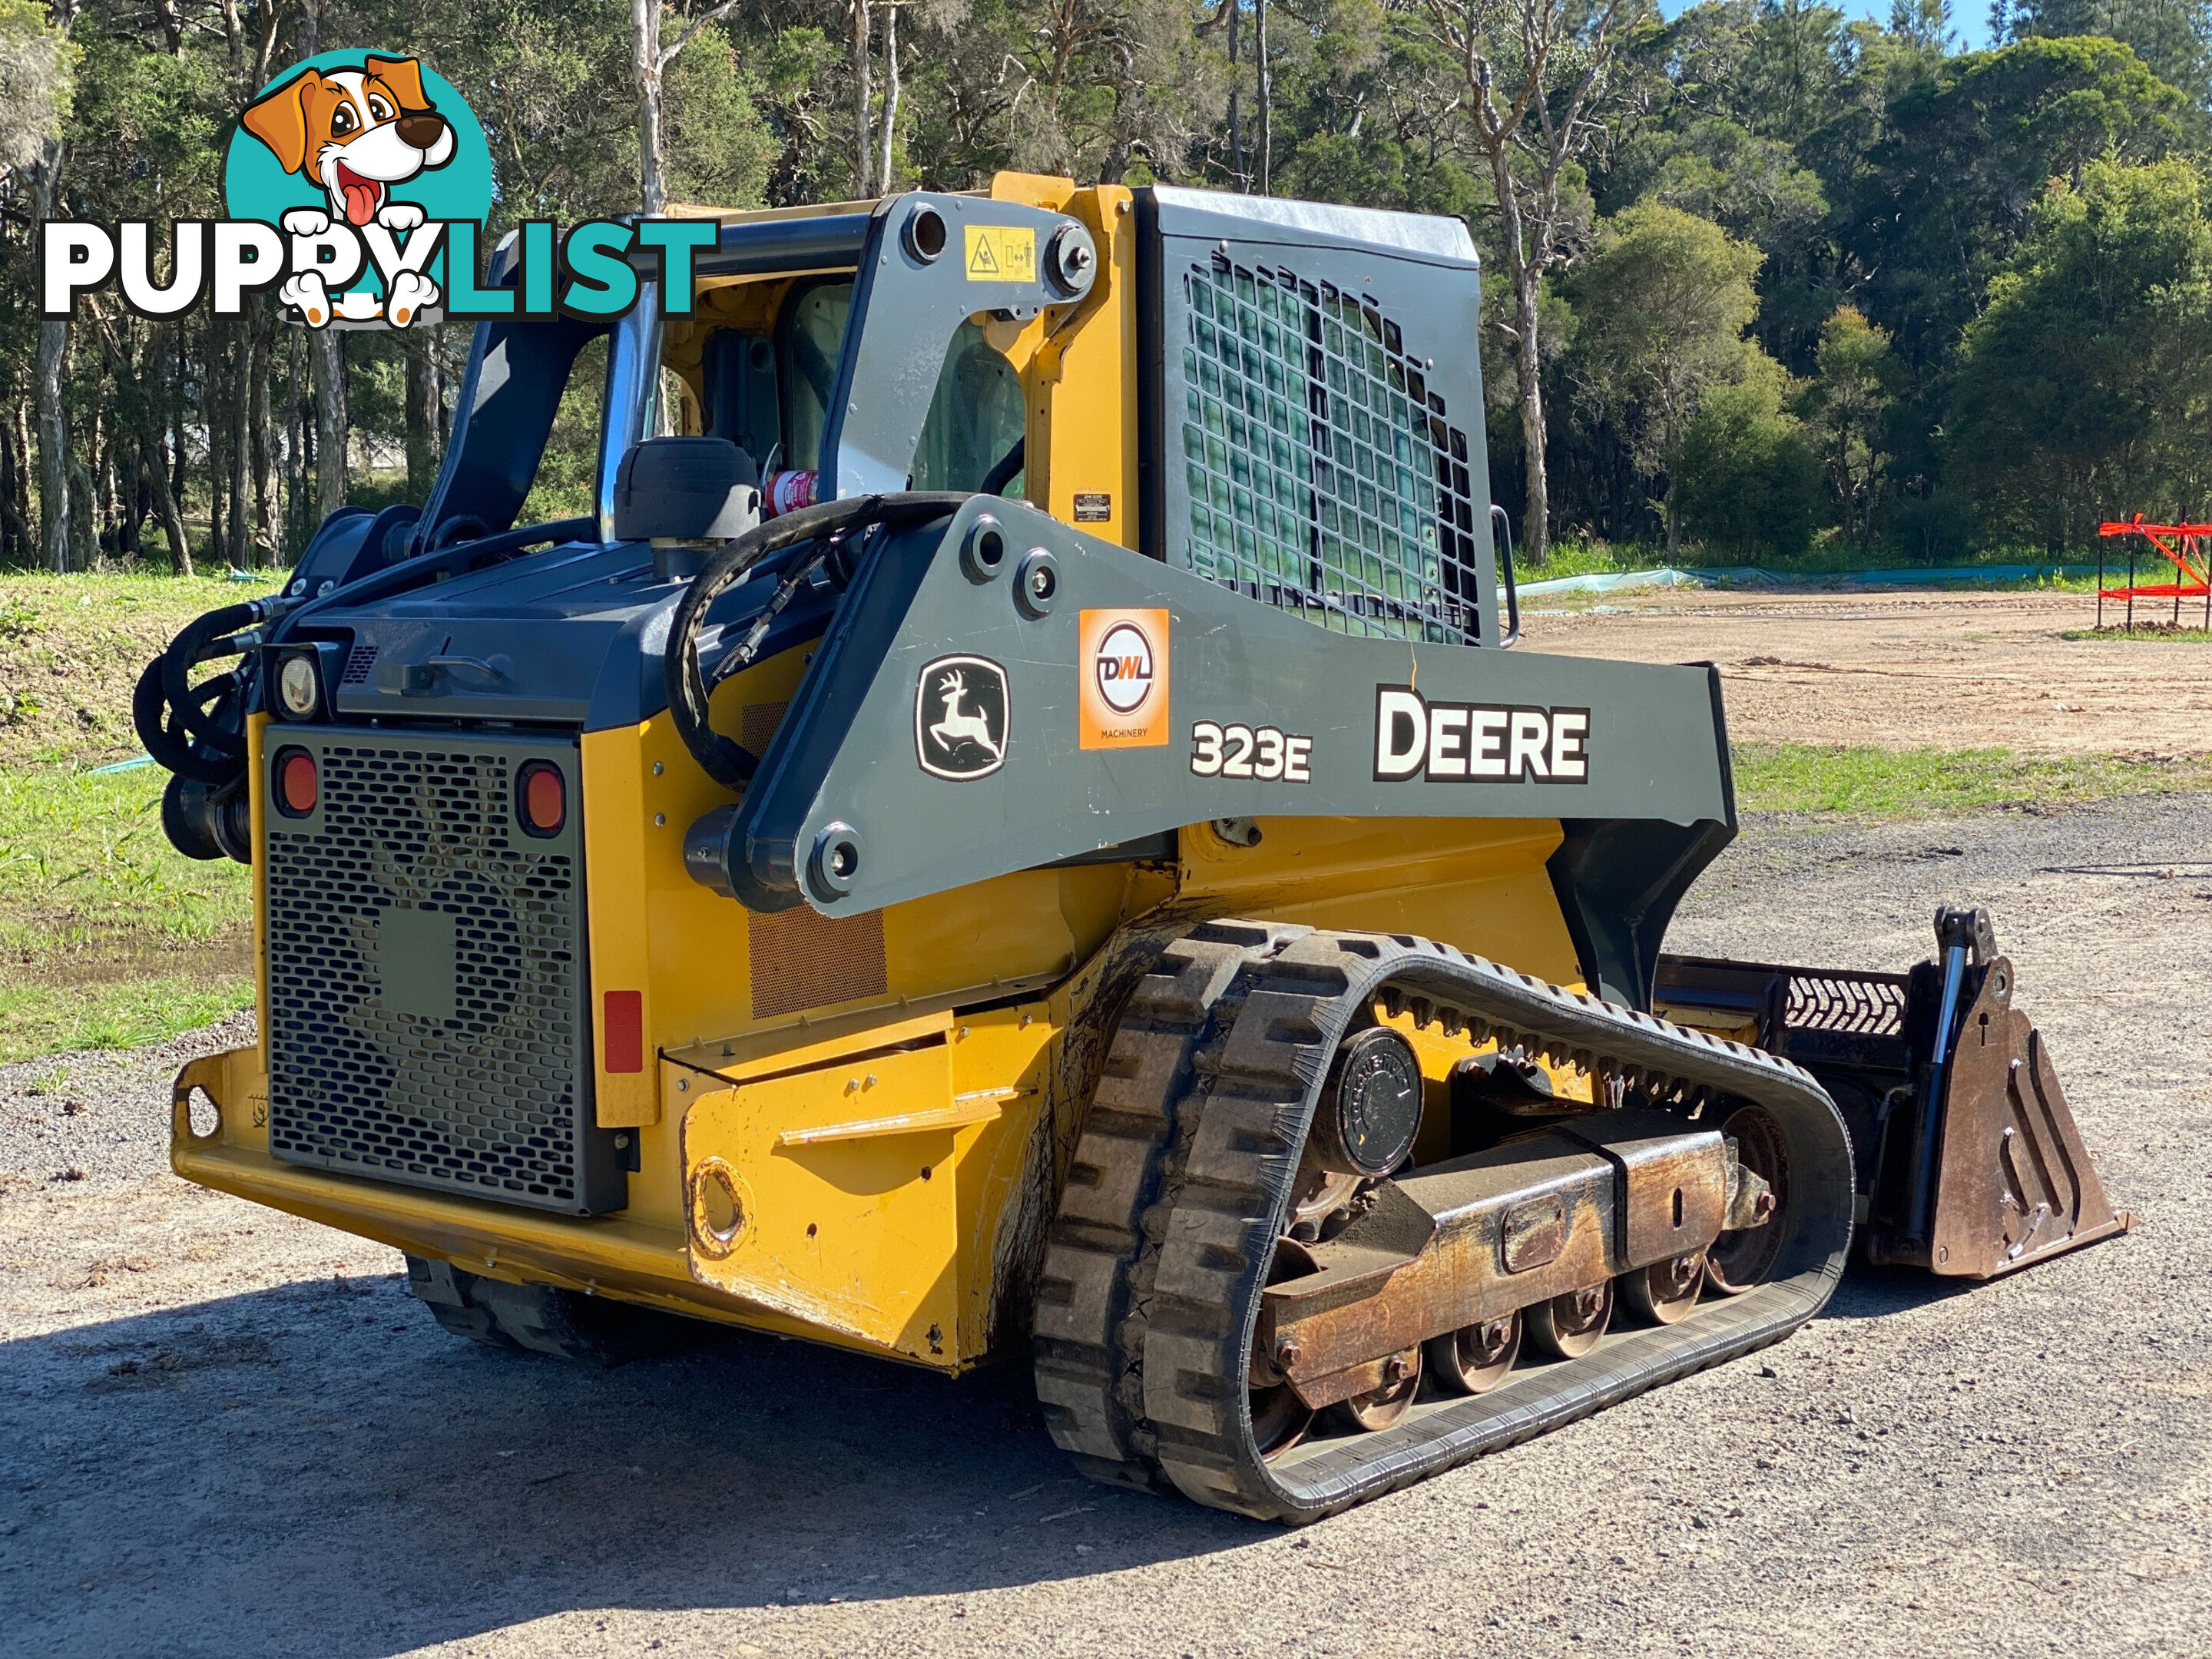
[
  {"x1": 87, "y1": 755, "x2": 156, "y2": 774},
  {"x1": 1517, "y1": 563, "x2": 2094, "y2": 598}
]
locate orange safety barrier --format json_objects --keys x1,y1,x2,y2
[{"x1": 2095, "y1": 515, "x2": 2212, "y2": 629}]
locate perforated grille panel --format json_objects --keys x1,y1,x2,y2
[
  {"x1": 1174, "y1": 257, "x2": 1484, "y2": 643},
  {"x1": 263, "y1": 731, "x2": 606, "y2": 1213},
  {"x1": 748, "y1": 905, "x2": 888, "y2": 1019}
]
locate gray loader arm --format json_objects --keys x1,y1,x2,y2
[{"x1": 687, "y1": 498, "x2": 1734, "y2": 926}]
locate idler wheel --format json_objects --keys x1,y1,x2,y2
[
  {"x1": 1330, "y1": 1346, "x2": 1421, "y2": 1433},
  {"x1": 1623, "y1": 1250, "x2": 1707, "y2": 1326},
  {"x1": 1426, "y1": 1310, "x2": 1522, "y2": 1396},
  {"x1": 1528, "y1": 1280, "x2": 1613, "y2": 1359},
  {"x1": 1708, "y1": 1105, "x2": 1790, "y2": 1296}
]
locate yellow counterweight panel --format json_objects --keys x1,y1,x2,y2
[{"x1": 678, "y1": 1001, "x2": 1058, "y2": 1364}]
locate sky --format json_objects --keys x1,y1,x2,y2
[{"x1": 1653, "y1": 1, "x2": 1999, "y2": 51}]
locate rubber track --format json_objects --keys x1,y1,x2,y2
[
  {"x1": 1031, "y1": 921, "x2": 1313, "y2": 1492},
  {"x1": 1034, "y1": 925, "x2": 1855, "y2": 1524}
]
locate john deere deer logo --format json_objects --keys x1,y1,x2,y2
[{"x1": 915, "y1": 656, "x2": 1010, "y2": 781}]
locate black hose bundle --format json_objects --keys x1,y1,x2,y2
[
  {"x1": 132, "y1": 598, "x2": 270, "y2": 788},
  {"x1": 663, "y1": 491, "x2": 968, "y2": 793}
]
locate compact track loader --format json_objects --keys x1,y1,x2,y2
[{"x1": 141, "y1": 175, "x2": 2129, "y2": 1522}]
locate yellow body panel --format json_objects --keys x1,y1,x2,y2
[{"x1": 171, "y1": 171, "x2": 1597, "y2": 1375}]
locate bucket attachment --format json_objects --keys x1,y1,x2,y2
[{"x1": 1655, "y1": 907, "x2": 2133, "y2": 1280}]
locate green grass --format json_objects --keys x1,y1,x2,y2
[
  {"x1": 1, "y1": 570, "x2": 264, "y2": 768},
  {"x1": 1733, "y1": 743, "x2": 2212, "y2": 818},
  {"x1": 2060, "y1": 624, "x2": 2212, "y2": 642},
  {"x1": 1522, "y1": 535, "x2": 2102, "y2": 587},
  {"x1": 0, "y1": 765, "x2": 252, "y2": 1061}
]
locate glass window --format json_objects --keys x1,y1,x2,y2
[
  {"x1": 777, "y1": 281, "x2": 853, "y2": 475},
  {"x1": 912, "y1": 321, "x2": 1026, "y2": 493}
]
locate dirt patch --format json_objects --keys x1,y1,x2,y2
[{"x1": 1524, "y1": 588, "x2": 2212, "y2": 755}]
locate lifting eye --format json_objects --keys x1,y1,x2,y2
[
  {"x1": 274, "y1": 748, "x2": 318, "y2": 817},
  {"x1": 518, "y1": 761, "x2": 565, "y2": 836}
]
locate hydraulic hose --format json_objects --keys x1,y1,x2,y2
[
  {"x1": 133, "y1": 657, "x2": 247, "y2": 786},
  {"x1": 663, "y1": 492, "x2": 969, "y2": 793},
  {"x1": 159, "y1": 600, "x2": 263, "y2": 753}
]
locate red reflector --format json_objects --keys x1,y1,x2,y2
[
  {"x1": 603, "y1": 990, "x2": 643, "y2": 1073},
  {"x1": 522, "y1": 763, "x2": 565, "y2": 833},
  {"x1": 280, "y1": 751, "x2": 318, "y2": 816}
]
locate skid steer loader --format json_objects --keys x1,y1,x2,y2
[{"x1": 140, "y1": 174, "x2": 2129, "y2": 1522}]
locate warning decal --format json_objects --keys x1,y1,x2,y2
[{"x1": 965, "y1": 224, "x2": 1036, "y2": 283}]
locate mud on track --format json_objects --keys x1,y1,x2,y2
[
  {"x1": 1525, "y1": 588, "x2": 2212, "y2": 755},
  {"x1": 3, "y1": 796, "x2": 2209, "y2": 1658}
]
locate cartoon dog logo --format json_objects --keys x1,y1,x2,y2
[
  {"x1": 242, "y1": 56, "x2": 454, "y2": 228},
  {"x1": 239, "y1": 55, "x2": 454, "y2": 328}
]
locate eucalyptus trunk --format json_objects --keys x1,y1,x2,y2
[
  {"x1": 850, "y1": 1, "x2": 874, "y2": 195},
  {"x1": 314, "y1": 326, "x2": 348, "y2": 523},
  {"x1": 227, "y1": 327, "x2": 251, "y2": 568},
  {"x1": 1256, "y1": 0, "x2": 1271, "y2": 194},
  {"x1": 32, "y1": 135, "x2": 71, "y2": 572},
  {"x1": 634, "y1": 0, "x2": 668, "y2": 214},
  {"x1": 876, "y1": 1, "x2": 899, "y2": 192},
  {"x1": 141, "y1": 425, "x2": 191, "y2": 575},
  {"x1": 406, "y1": 331, "x2": 441, "y2": 500},
  {"x1": 251, "y1": 302, "x2": 279, "y2": 561}
]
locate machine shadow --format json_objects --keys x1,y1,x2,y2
[
  {"x1": 1823, "y1": 1261, "x2": 1979, "y2": 1320},
  {"x1": 2, "y1": 1273, "x2": 1255, "y2": 1657}
]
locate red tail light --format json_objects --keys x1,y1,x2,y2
[
  {"x1": 275, "y1": 749, "x2": 317, "y2": 816},
  {"x1": 518, "y1": 761, "x2": 565, "y2": 836}
]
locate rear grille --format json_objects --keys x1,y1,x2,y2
[{"x1": 263, "y1": 729, "x2": 619, "y2": 1214}]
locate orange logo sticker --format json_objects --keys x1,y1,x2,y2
[{"x1": 1078, "y1": 608, "x2": 1170, "y2": 750}]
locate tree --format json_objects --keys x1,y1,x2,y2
[
  {"x1": 1416, "y1": 0, "x2": 1647, "y2": 565},
  {"x1": 1676, "y1": 352, "x2": 1822, "y2": 558},
  {"x1": 632, "y1": 2, "x2": 747, "y2": 213},
  {"x1": 1834, "y1": 35, "x2": 2187, "y2": 379},
  {"x1": 0, "y1": 0, "x2": 69, "y2": 175},
  {"x1": 1800, "y1": 305, "x2": 1902, "y2": 553},
  {"x1": 1571, "y1": 200, "x2": 1765, "y2": 555},
  {"x1": 2001, "y1": 0, "x2": 2212, "y2": 109},
  {"x1": 7, "y1": 0, "x2": 75, "y2": 571},
  {"x1": 1949, "y1": 157, "x2": 2212, "y2": 552}
]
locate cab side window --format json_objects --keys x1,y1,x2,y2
[{"x1": 912, "y1": 321, "x2": 1025, "y2": 493}]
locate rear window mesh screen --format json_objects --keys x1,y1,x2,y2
[{"x1": 1177, "y1": 257, "x2": 1483, "y2": 643}]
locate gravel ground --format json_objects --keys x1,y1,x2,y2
[{"x1": 2, "y1": 800, "x2": 2207, "y2": 1658}]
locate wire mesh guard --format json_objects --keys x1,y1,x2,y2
[
  {"x1": 265, "y1": 742, "x2": 589, "y2": 1210},
  {"x1": 1782, "y1": 969, "x2": 1908, "y2": 1038},
  {"x1": 1176, "y1": 257, "x2": 1485, "y2": 642}
]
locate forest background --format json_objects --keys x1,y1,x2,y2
[{"x1": 7, "y1": 0, "x2": 2212, "y2": 576}]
